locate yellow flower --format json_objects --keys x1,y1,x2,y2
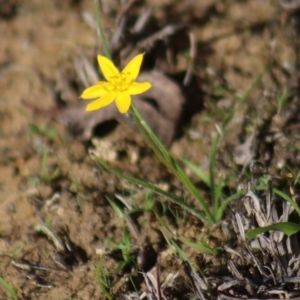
[{"x1": 81, "y1": 54, "x2": 151, "y2": 114}]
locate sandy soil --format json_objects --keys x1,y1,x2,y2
[{"x1": 1, "y1": 0, "x2": 300, "y2": 299}]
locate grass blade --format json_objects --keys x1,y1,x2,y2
[
  {"x1": 246, "y1": 222, "x2": 300, "y2": 240},
  {"x1": 130, "y1": 103, "x2": 214, "y2": 224},
  {"x1": 91, "y1": 151, "x2": 207, "y2": 222},
  {"x1": 181, "y1": 159, "x2": 210, "y2": 187},
  {"x1": 0, "y1": 277, "x2": 18, "y2": 300}
]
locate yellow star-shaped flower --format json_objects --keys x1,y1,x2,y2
[{"x1": 81, "y1": 54, "x2": 151, "y2": 114}]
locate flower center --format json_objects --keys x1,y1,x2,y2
[{"x1": 108, "y1": 73, "x2": 132, "y2": 92}]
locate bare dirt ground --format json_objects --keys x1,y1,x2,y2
[{"x1": 1, "y1": 0, "x2": 300, "y2": 299}]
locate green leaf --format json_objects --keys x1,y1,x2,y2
[
  {"x1": 277, "y1": 86, "x2": 289, "y2": 111},
  {"x1": 95, "y1": 256, "x2": 112, "y2": 300},
  {"x1": 238, "y1": 70, "x2": 265, "y2": 104},
  {"x1": 253, "y1": 185, "x2": 300, "y2": 216},
  {"x1": 106, "y1": 197, "x2": 124, "y2": 221},
  {"x1": 216, "y1": 189, "x2": 246, "y2": 221},
  {"x1": 130, "y1": 103, "x2": 215, "y2": 225},
  {"x1": 170, "y1": 239, "x2": 189, "y2": 261},
  {"x1": 46, "y1": 128, "x2": 58, "y2": 140},
  {"x1": 246, "y1": 222, "x2": 300, "y2": 240},
  {"x1": 92, "y1": 152, "x2": 207, "y2": 221},
  {"x1": 181, "y1": 159, "x2": 210, "y2": 187},
  {"x1": 179, "y1": 237, "x2": 217, "y2": 255},
  {"x1": 0, "y1": 277, "x2": 18, "y2": 300},
  {"x1": 28, "y1": 123, "x2": 41, "y2": 135},
  {"x1": 273, "y1": 188, "x2": 300, "y2": 216}
]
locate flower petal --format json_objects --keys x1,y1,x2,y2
[
  {"x1": 85, "y1": 92, "x2": 116, "y2": 111},
  {"x1": 115, "y1": 92, "x2": 131, "y2": 114},
  {"x1": 81, "y1": 82, "x2": 108, "y2": 99},
  {"x1": 127, "y1": 82, "x2": 151, "y2": 95},
  {"x1": 97, "y1": 55, "x2": 119, "y2": 80},
  {"x1": 121, "y1": 54, "x2": 144, "y2": 82}
]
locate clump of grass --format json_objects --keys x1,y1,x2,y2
[
  {"x1": 96, "y1": 255, "x2": 113, "y2": 300},
  {"x1": 105, "y1": 196, "x2": 137, "y2": 272},
  {"x1": 119, "y1": 170, "x2": 300, "y2": 299},
  {"x1": 27, "y1": 123, "x2": 61, "y2": 185}
]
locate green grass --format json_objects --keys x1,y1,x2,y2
[
  {"x1": 0, "y1": 276, "x2": 18, "y2": 300},
  {"x1": 96, "y1": 256, "x2": 113, "y2": 300},
  {"x1": 105, "y1": 196, "x2": 137, "y2": 272},
  {"x1": 27, "y1": 123, "x2": 61, "y2": 184}
]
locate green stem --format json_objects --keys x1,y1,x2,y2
[
  {"x1": 210, "y1": 132, "x2": 220, "y2": 213},
  {"x1": 94, "y1": 0, "x2": 111, "y2": 59},
  {"x1": 130, "y1": 103, "x2": 215, "y2": 225}
]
